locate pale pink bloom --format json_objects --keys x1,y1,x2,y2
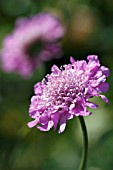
[{"x1": 28, "y1": 55, "x2": 110, "y2": 133}]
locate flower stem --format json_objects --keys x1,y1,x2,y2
[{"x1": 78, "y1": 116, "x2": 88, "y2": 170}]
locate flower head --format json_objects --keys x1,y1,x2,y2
[
  {"x1": 28, "y1": 55, "x2": 110, "y2": 133},
  {"x1": 1, "y1": 13, "x2": 65, "y2": 78}
]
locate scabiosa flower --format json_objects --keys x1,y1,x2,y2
[
  {"x1": 1, "y1": 13, "x2": 65, "y2": 77},
  {"x1": 28, "y1": 55, "x2": 110, "y2": 133}
]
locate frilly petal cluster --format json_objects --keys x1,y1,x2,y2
[
  {"x1": 28, "y1": 55, "x2": 110, "y2": 133},
  {"x1": 1, "y1": 13, "x2": 65, "y2": 78}
]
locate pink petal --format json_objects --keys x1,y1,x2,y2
[
  {"x1": 51, "y1": 113, "x2": 60, "y2": 131},
  {"x1": 27, "y1": 118, "x2": 39, "y2": 128},
  {"x1": 34, "y1": 82, "x2": 43, "y2": 95},
  {"x1": 94, "y1": 70, "x2": 102, "y2": 78},
  {"x1": 86, "y1": 102, "x2": 98, "y2": 108},
  {"x1": 70, "y1": 56, "x2": 75, "y2": 64},
  {"x1": 99, "y1": 94, "x2": 110, "y2": 104},
  {"x1": 66, "y1": 113, "x2": 74, "y2": 120},
  {"x1": 51, "y1": 64, "x2": 60, "y2": 74},
  {"x1": 39, "y1": 116, "x2": 48, "y2": 125},
  {"x1": 58, "y1": 115, "x2": 66, "y2": 133},
  {"x1": 87, "y1": 55, "x2": 99, "y2": 62},
  {"x1": 79, "y1": 111, "x2": 91, "y2": 116},
  {"x1": 69, "y1": 102, "x2": 84, "y2": 116},
  {"x1": 97, "y1": 82, "x2": 109, "y2": 92},
  {"x1": 97, "y1": 75, "x2": 106, "y2": 83},
  {"x1": 37, "y1": 120, "x2": 54, "y2": 131},
  {"x1": 101, "y1": 66, "x2": 110, "y2": 77},
  {"x1": 58, "y1": 123, "x2": 66, "y2": 134}
]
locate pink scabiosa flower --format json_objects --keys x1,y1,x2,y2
[
  {"x1": 1, "y1": 13, "x2": 65, "y2": 78},
  {"x1": 28, "y1": 55, "x2": 110, "y2": 133}
]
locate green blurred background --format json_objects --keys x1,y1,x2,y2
[{"x1": 0, "y1": 0, "x2": 113, "y2": 170}]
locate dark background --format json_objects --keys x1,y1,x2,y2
[{"x1": 0, "y1": 0, "x2": 113, "y2": 169}]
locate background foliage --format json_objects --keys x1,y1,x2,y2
[{"x1": 0, "y1": 0, "x2": 113, "y2": 170}]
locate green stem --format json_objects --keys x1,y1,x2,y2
[{"x1": 78, "y1": 116, "x2": 88, "y2": 170}]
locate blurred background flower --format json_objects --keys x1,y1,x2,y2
[
  {"x1": 0, "y1": 13, "x2": 65, "y2": 78},
  {"x1": 0, "y1": 0, "x2": 113, "y2": 170}
]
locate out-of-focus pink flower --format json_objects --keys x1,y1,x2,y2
[
  {"x1": 28, "y1": 55, "x2": 110, "y2": 133},
  {"x1": 1, "y1": 13, "x2": 65, "y2": 78}
]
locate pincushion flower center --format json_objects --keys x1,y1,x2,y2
[{"x1": 43, "y1": 68, "x2": 86, "y2": 107}]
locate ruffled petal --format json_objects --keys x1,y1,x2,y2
[
  {"x1": 94, "y1": 70, "x2": 102, "y2": 78},
  {"x1": 70, "y1": 56, "x2": 76, "y2": 64},
  {"x1": 58, "y1": 115, "x2": 66, "y2": 133},
  {"x1": 79, "y1": 111, "x2": 91, "y2": 116},
  {"x1": 51, "y1": 64, "x2": 60, "y2": 74},
  {"x1": 101, "y1": 66, "x2": 110, "y2": 77},
  {"x1": 66, "y1": 113, "x2": 74, "y2": 120},
  {"x1": 51, "y1": 112, "x2": 60, "y2": 131},
  {"x1": 27, "y1": 118, "x2": 39, "y2": 128},
  {"x1": 97, "y1": 82, "x2": 109, "y2": 92},
  {"x1": 39, "y1": 115, "x2": 48, "y2": 125},
  {"x1": 87, "y1": 55, "x2": 99, "y2": 63},
  {"x1": 86, "y1": 102, "x2": 98, "y2": 108},
  {"x1": 97, "y1": 75, "x2": 106, "y2": 83},
  {"x1": 37, "y1": 120, "x2": 54, "y2": 131},
  {"x1": 34, "y1": 82, "x2": 43, "y2": 95},
  {"x1": 87, "y1": 55, "x2": 100, "y2": 76},
  {"x1": 99, "y1": 94, "x2": 109, "y2": 104},
  {"x1": 69, "y1": 102, "x2": 84, "y2": 116}
]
